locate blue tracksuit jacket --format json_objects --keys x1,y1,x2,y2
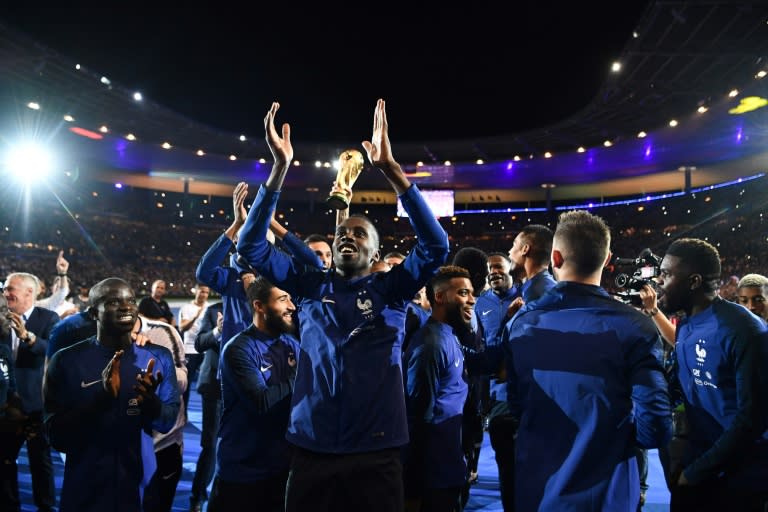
[
  {"x1": 675, "y1": 297, "x2": 768, "y2": 488},
  {"x1": 217, "y1": 324, "x2": 301, "y2": 481},
  {"x1": 503, "y1": 282, "x2": 671, "y2": 511},
  {"x1": 44, "y1": 338, "x2": 180, "y2": 512},
  {"x1": 236, "y1": 183, "x2": 449, "y2": 453}
]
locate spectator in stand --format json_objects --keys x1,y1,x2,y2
[{"x1": 139, "y1": 280, "x2": 176, "y2": 327}]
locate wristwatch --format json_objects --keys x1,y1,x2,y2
[
  {"x1": 23, "y1": 332, "x2": 37, "y2": 344},
  {"x1": 644, "y1": 307, "x2": 659, "y2": 317}
]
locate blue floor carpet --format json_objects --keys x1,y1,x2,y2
[{"x1": 18, "y1": 389, "x2": 670, "y2": 511}]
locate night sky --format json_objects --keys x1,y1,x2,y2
[{"x1": 0, "y1": 3, "x2": 650, "y2": 144}]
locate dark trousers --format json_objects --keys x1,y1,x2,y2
[
  {"x1": 0, "y1": 418, "x2": 55, "y2": 512},
  {"x1": 671, "y1": 479, "x2": 768, "y2": 512},
  {"x1": 635, "y1": 447, "x2": 648, "y2": 493},
  {"x1": 286, "y1": 446, "x2": 404, "y2": 512},
  {"x1": 143, "y1": 442, "x2": 183, "y2": 512},
  {"x1": 190, "y1": 392, "x2": 222, "y2": 503},
  {"x1": 460, "y1": 411, "x2": 483, "y2": 507},
  {"x1": 488, "y1": 405, "x2": 517, "y2": 512},
  {"x1": 420, "y1": 486, "x2": 463, "y2": 512},
  {"x1": 207, "y1": 472, "x2": 288, "y2": 512},
  {"x1": 183, "y1": 353, "x2": 204, "y2": 417}
]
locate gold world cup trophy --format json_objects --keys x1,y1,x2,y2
[{"x1": 326, "y1": 149, "x2": 365, "y2": 210}]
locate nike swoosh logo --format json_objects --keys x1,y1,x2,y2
[
  {"x1": 81, "y1": 379, "x2": 101, "y2": 388},
  {"x1": 482, "y1": 310, "x2": 492, "y2": 316},
  {"x1": 161, "y1": 472, "x2": 177, "y2": 480},
  {"x1": 321, "y1": 297, "x2": 335, "y2": 304},
  {"x1": 260, "y1": 364, "x2": 273, "y2": 372}
]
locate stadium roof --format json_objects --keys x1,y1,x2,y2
[{"x1": 1, "y1": 1, "x2": 768, "y2": 203}]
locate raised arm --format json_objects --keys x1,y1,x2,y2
[
  {"x1": 361, "y1": 100, "x2": 448, "y2": 296},
  {"x1": 264, "y1": 102, "x2": 294, "y2": 192},
  {"x1": 361, "y1": 99, "x2": 410, "y2": 195},
  {"x1": 235, "y1": 103, "x2": 316, "y2": 291},
  {"x1": 329, "y1": 182, "x2": 353, "y2": 226},
  {"x1": 269, "y1": 215, "x2": 289, "y2": 240},
  {"x1": 639, "y1": 284, "x2": 676, "y2": 347},
  {"x1": 226, "y1": 182, "x2": 249, "y2": 241},
  {"x1": 196, "y1": 183, "x2": 249, "y2": 292}
]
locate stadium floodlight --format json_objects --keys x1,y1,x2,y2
[{"x1": 2, "y1": 142, "x2": 55, "y2": 183}]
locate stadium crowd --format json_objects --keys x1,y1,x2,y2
[{"x1": 0, "y1": 100, "x2": 766, "y2": 512}]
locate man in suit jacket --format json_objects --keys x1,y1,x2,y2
[
  {"x1": 2, "y1": 272, "x2": 60, "y2": 512},
  {"x1": 188, "y1": 301, "x2": 224, "y2": 512}
]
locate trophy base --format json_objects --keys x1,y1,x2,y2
[{"x1": 326, "y1": 196, "x2": 349, "y2": 210}]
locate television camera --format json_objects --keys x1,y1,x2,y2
[{"x1": 611, "y1": 248, "x2": 662, "y2": 306}]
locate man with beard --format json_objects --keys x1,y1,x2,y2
[
  {"x1": 43, "y1": 278, "x2": 180, "y2": 512},
  {"x1": 207, "y1": 276, "x2": 299, "y2": 512},
  {"x1": 236, "y1": 100, "x2": 449, "y2": 512},
  {"x1": 403, "y1": 266, "x2": 474, "y2": 512},
  {"x1": 192, "y1": 182, "x2": 263, "y2": 512},
  {"x1": 657, "y1": 239, "x2": 768, "y2": 511}
]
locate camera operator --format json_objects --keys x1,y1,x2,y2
[
  {"x1": 657, "y1": 238, "x2": 768, "y2": 511},
  {"x1": 638, "y1": 283, "x2": 677, "y2": 347},
  {"x1": 619, "y1": 256, "x2": 677, "y2": 507}
]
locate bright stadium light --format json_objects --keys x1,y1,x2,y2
[{"x1": 3, "y1": 142, "x2": 55, "y2": 183}]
